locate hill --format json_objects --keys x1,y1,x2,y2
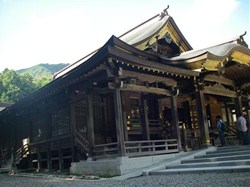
[{"x1": 17, "y1": 63, "x2": 69, "y2": 79}]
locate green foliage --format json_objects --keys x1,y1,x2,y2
[
  {"x1": 0, "y1": 69, "x2": 36, "y2": 103},
  {"x1": 0, "y1": 63, "x2": 68, "y2": 104},
  {"x1": 33, "y1": 76, "x2": 52, "y2": 88},
  {"x1": 17, "y1": 63, "x2": 69, "y2": 79}
]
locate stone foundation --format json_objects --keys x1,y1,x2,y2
[{"x1": 70, "y1": 153, "x2": 183, "y2": 177}]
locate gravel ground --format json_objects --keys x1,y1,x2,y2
[{"x1": 1, "y1": 172, "x2": 250, "y2": 187}]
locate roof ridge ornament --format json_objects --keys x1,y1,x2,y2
[
  {"x1": 238, "y1": 31, "x2": 248, "y2": 48},
  {"x1": 159, "y1": 5, "x2": 169, "y2": 20}
]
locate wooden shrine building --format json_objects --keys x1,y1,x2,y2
[{"x1": 1, "y1": 8, "x2": 250, "y2": 176}]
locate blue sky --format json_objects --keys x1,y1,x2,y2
[{"x1": 0, "y1": 0, "x2": 249, "y2": 72}]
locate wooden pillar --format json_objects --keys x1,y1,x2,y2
[
  {"x1": 122, "y1": 93, "x2": 128, "y2": 141},
  {"x1": 59, "y1": 140, "x2": 64, "y2": 171},
  {"x1": 170, "y1": 87, "x2": 182, "y2": 151},
  {"x1": 87, "y1": 95, "x2": 95, "y2": 159},
  {"x1": 37, "y1": 145, "x2": 41, "y2": 171},
  {"x1": 102, "y1": 96, "x2": 109, "y2": 143},
  {"x1": 70, "y1": 103, "x2": 76, "y2": 162},
  {"x1": 235, "y1": 94, "x2": 243, "y2": 117},
  {"x1": 182, "y1": 123, "x2": 188, "y2": 151},
  {"x1": 46, "y1": 111, "x2": 52, "y2": 170},
  {"x1": 246, "y1": 104, "x2": 250, "y2": 122},
  {"x1": 142, "y1": 95, "x2": 150, "y2": 140},
  {"x1": 47, "y1": 142, "x2": 52, "y2": 171},
  {"x1": 196, "y1": 89, "x2": 210, "y2": 147},
  {"x1": 224, "y1": 102, "x2": 231, "y2": 126},
  {"x1": 114, "y1": 88, "x2": 125, "y2": 156}
]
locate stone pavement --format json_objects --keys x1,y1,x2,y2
[{"x1": 1, "y1": 172, "x2": 250, "y2": 187}]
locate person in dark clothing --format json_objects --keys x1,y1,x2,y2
[{"x1": 216, "y1": 115, "x2": 226, "y2": 146}]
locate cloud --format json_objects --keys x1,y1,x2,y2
[
  {"x1": 0, "y1": 9, "x2": 98, "y2": 71},
  {"x1": 188, "y1": 0, "x2": 239, "y2": 27},
  {"x1": 180, "y1": 0, "x2": 241, "y2": 49}
]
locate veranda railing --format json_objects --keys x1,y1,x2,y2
[
  {"x1": 124, "y1": 139, "x2": 178, "y2": 157},
  {"x1": 92, "y1": 139, "x2": 179, "y2": 159},
  {"x1": 93, "y1": 142, "x2": 119, "y2": 158}
]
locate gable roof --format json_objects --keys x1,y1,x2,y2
[
  {"x1": 120, "y1": 13, "x2": 192, "y2": 52},
  {"x1": 54, "y1": 7, "x2": 192, "y2": 79}
]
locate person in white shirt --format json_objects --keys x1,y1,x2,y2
[{"x1": 237, "y1": 113, "x2": 248, "y2": 145}]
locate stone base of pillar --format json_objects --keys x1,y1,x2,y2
[{"x1": 201, "y1": 143, "x2": 212, "y2": 148}]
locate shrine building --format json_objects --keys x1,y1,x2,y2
[{"x1": 1, "y1": 7, "x2": 250, "y2": 176}]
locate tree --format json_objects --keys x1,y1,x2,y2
[
  {"x1": 0, "y1": 69, "x2": 37, "y2": 103},
  {"x1": 32, "y1": 76, "x2": 52, "y2": 88}
]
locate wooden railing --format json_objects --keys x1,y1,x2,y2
[
  {"x1": 91, "y1": 139, "x2": 179, "y2": 159},
  {"x1": 15, "y1": 144, "x2": 29, "y2": 162},
  {"x1": 93, "y1": 142, "x2": 119, "y2": 158},
  {"x1": 75, "y1": 131, "x2": 89, "y2": 153},
  {"x1": 124, "y1": 139, "x2": 179, "y2": 157},
  {"x1": 225, "y1": 124, "x2": 239, "y2": 145},
  {"x1": 29, "y1": 134, "x2": 71, "y2": 146},
  {"x1": 226, "y1": 125, "x2": 238, "y2": 135}
]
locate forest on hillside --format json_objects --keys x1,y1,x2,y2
[{"x1": 0, "y1": 63, "x2": 68, "y2": 104}]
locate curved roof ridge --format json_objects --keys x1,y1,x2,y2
[
  {"x1": 179, "y1": 32, "x2": 248, "y2": 56},
  {"x1": 120, "y1": 9, "x2": 170, "y2": 45},
  {"x1": 163, "y1": 33, "x2": 249, "y2": 61},
  {"x1": 161, "y1": 41, "x2": 250, "y2": 63}
]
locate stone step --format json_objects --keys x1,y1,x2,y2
[
  {"x1": 207, "y1": 145, "x2": 250, "y2": 154},
  {"x1": 149, "y1": 165, "x2": 250, "y2": 175},
  {"x1": 167, "y1": 159, "x2": 250, "y2": 169},
  {"x1": 0, "y1": 165, "x2": 11, "y2": 174},
  {"x1": 182, "y1": 154, "x2": 250, "y2": 164},
  {"x1": 216, "y1": 145, "x2": 250, "y2": 150},
  {"x1": 195, "y1": 150, "x2": 250, "y2": 159}
]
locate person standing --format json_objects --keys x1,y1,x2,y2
[
  {"x1": 244, "y1": 113, "x2": 250, "y2": 145},
  {"x1": 237, "y1": 113, "x2": 248, "y2": 145},
  {"x1": 216, "y1": 115, "x2": 226, "y2": 146}
]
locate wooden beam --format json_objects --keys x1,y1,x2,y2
[
  {"x1": 121, "y1": 69, "x2": 177, "y2": 86},
  {"x1": 119, "y1": 84, "x2": 171, "y2": 96},
  {"x1": 83, "y1": 64, "x2": 107, "y2": 78},
  {"x1": 203, "y1": 85, "x2": 237, "y2": 98},
  {"x1": 111, "y1": 36, "x2": 159, "y2": 61},
  {"x1": 107, "y1": 45, "x2": 199, "y2": 77},
  {"x1": 203, "y1": 74, "x2": 235, "y2": 86}
]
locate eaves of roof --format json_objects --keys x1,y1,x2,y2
[{"x1": 161, "y1": 41, "x2": 250, "y2": 71}]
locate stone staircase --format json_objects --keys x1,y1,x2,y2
[
  {"x1": 149, "y1": 145, "x2": 250, "y2": 175},
  {"x1": 0, "y1": 161, "x2": 12, "y2": 174}
]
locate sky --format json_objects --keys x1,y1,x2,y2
[{"x1": 0, "y1": 0, "x2": 249, "y2": 72}]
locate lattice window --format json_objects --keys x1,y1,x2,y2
[
  {"x1": 75, "y1": 105, "x2": 87, "y2": 133},
  {"x1": 52, "y1": 107, "x2": 70, "y2": 136},
  {"x1": 32, "y1": 117, "x2": 47, "y2": 140}
]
